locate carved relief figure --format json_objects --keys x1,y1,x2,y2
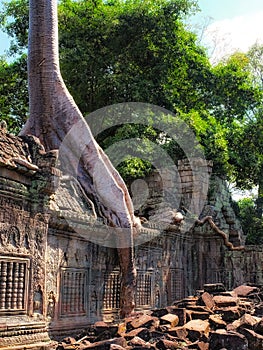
[
  {"x1": 47, "y1": 291, "x2": 56, "y2": 319},
  {"x1": 33, "y1": 284, "x2": 43, "y2": 314}
]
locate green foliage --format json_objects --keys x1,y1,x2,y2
[
  {"x1": 0, "y1": 0, "x2": 29, "y2": 55},
  {"x1": 236, "y1": 198, "x2": 263, "y2": 245},
  {"x1": 0, "y1": 0, "x2": 261, "y2": 192},
  {"x1": 58, "y1": 0, "x2": 203, "y2": 114},
  {"x1": 0, "y1": 54, "x2": 28, "y2": 133}
]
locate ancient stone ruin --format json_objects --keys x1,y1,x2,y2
[{"x1": 0, "y1": 124, "x2": 263, "y2": 349}]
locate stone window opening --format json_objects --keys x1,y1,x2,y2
[
  {"x1": 103, "y1": 269, "x2": 121, "y2": 311},
  {"x1": 136, "y1": 269, "x2": 154, "y2": 309},
  {"x1": 0, "y1": 256, "x2": 30, "y2": 315},
  {"x1": 59, "y1": 267, "x2": 89, "y2": 318}
]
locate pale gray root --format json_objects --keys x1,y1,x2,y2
[{"x1": 20, "y1": 0, "x2": 136, "y2": 317}]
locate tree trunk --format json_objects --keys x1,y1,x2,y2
[{"x1": 20, "y1": 0, "x2": 136, "y2": 318}]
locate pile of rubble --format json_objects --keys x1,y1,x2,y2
[{"x1": 56, "y1": 284, "x2": 263, "y2": 350}]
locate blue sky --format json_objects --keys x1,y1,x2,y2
[
  {"x1": 1, "y1": 0, "x2": 263, "y2": 61},
  {"x1": 191, "y1": 0, "x2": 263, "y2": 62}
]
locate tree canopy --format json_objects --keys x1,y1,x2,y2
[{"x1": 0, "y1": 0, "x2": 262, "y2": 193}]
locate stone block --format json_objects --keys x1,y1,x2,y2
[
  {"x1": 239, "y1": 327, "x2": 263, "y2": 350},
  {"x1": 197, "y1": 341, "x2": 209, "y2": 350},
  {"x1": 184, "y1": 319, "x2": 210, "y2": 341},
  {"x1": 82, "y1": 337, "x2": 127, "y2": 350},
  {"x1": 209, "y1": 330, "x2": 248, "y2": 350},
  {"x1": 167, "y1": 307, "x2": 187, "y2": 326},
  {"x1": 218, "y1": 306, "x2": 241, "y2": 322},
  {"x1": 124, "y1": 327, "x2": 150, "y2": 341},
  {"x1": 127, "y1": 314, "x2": 159, "y2": 330},
  {"x1": 231, "y1": 313, "x2": 260, "y2": 330},
  {"x1": 166, "y1": 326, "x2": 188, "y2": 340},
  {"x1": 233, "y1": 285, "x2": 259, "y2": 297},
  {"x1": 213, "y1": 295, "x2": 239, "y2": 307},
  {"x1": 128, "y1": 336, "x2": 147, "y2": 346},
  {"x1": 199, "y1": 292, "x2": 215, "y2": 310},
  {"x1": 155, "y1": 338, "x2": 179, "y2": 350},
  {"x1": 209, "y1": 314, "x2": 227, "y2": 330},
  {"x1": 160, "y1": 313, "x2": 179, "y2": 327}
]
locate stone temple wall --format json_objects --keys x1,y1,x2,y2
[{"x1": 0, "y1": 126, "x2": 263, "y2": 349}]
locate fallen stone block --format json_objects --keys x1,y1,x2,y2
[
  {"x1": 109, "y1": 345, "x2": 126, "y2": 350},
  {"x1": 166, "y1": 307, "x2": 187, "y2": 326},
  {"x1": 166, "y1": 326, "x2": 188, "y2": 340},
  {"x1": 231, "y1": 313, "x2": 260, "y2": 330},
  {"x1": 81, "y1": 337, "x2": 127, "y2": 350},
  {"x1": 198, "y1": 292, "x2": 215, "y2": 310},
  {"x1": 160, "y1": 313, "x2": 179, "y2": 327},
  {"x1": 233, "y1": 285, "x2": 259, "y2": 297},
  {"x1": 209, "y1": 330, "x2": 248, "y2": 350},
  {"x1": 155, "y1": 338, "x2": 179, "y2": 350},
  {"x1": 117, "y1": 323, "x2": 126, "y2": 336},
  {"x1": 209, "y1": 314, "x2": 227, "y2": 330},
  {"x1": 127, "y1": 314, "x2": 159, "y2": 331},
  {"x1": 238, "y1": 327, "x2": 263, "y2": 350},
  {"x1": 213, "y1": 295, "x2": 239, "y2": 307},
  {"x1": 62, "y1": 337, "x2": 77, "y2": 345},
  {"x1": 184, "y1": 319, "x2": 210, "y2": 341},
  {"x1": 124, "y1": 327, "x2": 150, "y2": 341},
  {"x1": 197, "y1": 341, "x2": 209, "y2": 350},
  {"x1": 217, "y1": 306, "x2": 241, "y2": 322},
  {"x1": 128, "y1": 335, "x2": 148, "y2": 347}
]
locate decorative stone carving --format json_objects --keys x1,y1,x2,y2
[
  {"x1": 33, "y1": 284, "x2": 43, "y2": 314},
  {"x1": 47, "y1": 291, "x2": 56, "y2": 319}
]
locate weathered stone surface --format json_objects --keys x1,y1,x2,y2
[
  {"x1": 213, "y1": 295, "x2": 239, "y2": 307},
  {"x1": 160, "y1": 313, "x2": 179, "y2": 327},
  {"x1": 184, "y1": 319, "x2": 210, "y2": 341},
  {"x1": 233, "y1": 285, "x2": 259, "y2": 297},
  {"x1": 167, "y1": 307, "x2": 187, "y2": 326},
  {"x1": 199, "y1": 292, "x2": 215, "y2": 310},
  {"x1": 124, "y1": 327, "x2": 150, "y2": 341},
  {"x1": 81, "y1": 337, "x2": 127, "y2": 350},
  {"x1": 238, "y1": 328, "x2": 263, "y2": 350},
  {"x1": 219, "y1": 306, "x2": 242, "y2": 322},
  {"x1": 155, "y1": 338, "x2": 179, "y2": 350},
  {"x1": 166, "y1": 326, "x2": 188, "y2": 340},
  {"x1": 231, "y1": 313, "x2": 260, "y2": 330},
  {"x1": 109, "y1": 345, "x2": 126, "y2": 350},
  {"x1": 128, "y1": 336, "x2": 147, "y2": 346},
  {"x1": 209, "y1": 330, "x2": 248, "y2": 350},
  {"x1": 197, "y1": 341, "x2": 209, "y2": 350},
  {"x1": 127, "y1": 314, "x2": 159, "y2": 330},
  {"x1": 209, "y1": 314, "x2": 227, "y2": 329}
]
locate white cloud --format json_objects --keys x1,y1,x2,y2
[{"x1": 203, "y1": 11, "x2": 263, "y2": 63}]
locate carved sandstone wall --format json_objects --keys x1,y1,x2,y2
[{"x1": 0, "y1": 126, "x2": 263, "y2": 349}]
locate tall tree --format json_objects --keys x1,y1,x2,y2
[{"x1": 20, "y1": 0, "x2": 137, "y2": 318}]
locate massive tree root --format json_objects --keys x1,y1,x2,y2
[{"x1": 20, "y1": 0, "x2": 136, "y2": 318}]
